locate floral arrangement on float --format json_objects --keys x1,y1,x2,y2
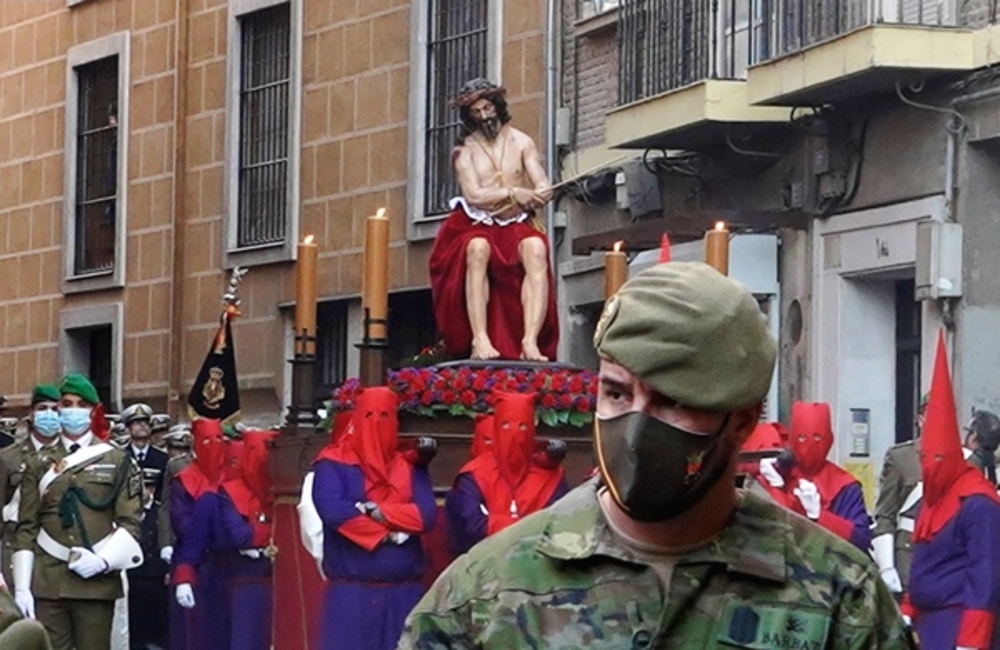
[{"x1": 327, "y1": 366, "x2": 598, "y2": 428}]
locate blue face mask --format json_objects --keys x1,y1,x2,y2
[
  {"x1": 32, "y1": 410, "x2": 61, "y2": 438},
  {"x1": 59, "y1": 407, "x2": 92, "y2": 436}
]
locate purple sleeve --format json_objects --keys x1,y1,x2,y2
[
  {"x1": 547, "y1": 478, "x2": 570, "y2": 505},
  {"x1": 214, "y1": 489, "x2": 255, "y2": 550},
  {"x1": 444, "y1": 473, "x2": 487, "y2": 556},
  {"x1": 829, "y1": 482, "x2": 873, "y2": 551},
  {"x1": 961, "y1": 495, "x2": 1000, "y2": 612},
  {"x1": 409, "y1": 465, "x2": 439, "y2": 533},
  {"x1": 312, "y1": 460, "x2": 365, "y2": 527},
  {"x1": 173, "y1": 493, "x2": 218, "y2": 569},
  {"x1": 169, "y1": 480, "x2": 194, "y2": 543}
]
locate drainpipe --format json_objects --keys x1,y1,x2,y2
[
  {"x1": 168, "y1": 0, "x2": 190, "y2": 420},
  {"x1": 544, "y1": 0, "x2": 559, "y2": 273}
]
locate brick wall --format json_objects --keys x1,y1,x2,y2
[{"x1": 561, "y1": 0, "x2": 618, "y2": 150}]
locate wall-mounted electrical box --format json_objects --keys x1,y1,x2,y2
[{"x1": 916, "y1": 220, "x2": 963, "y2": 300}]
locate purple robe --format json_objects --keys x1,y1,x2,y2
[
  {"x1": 445, "y1": 473, "x2": 569, "y2": 556},
  {"x1": 828, "y1": 482, "x2": 873, "y2": 551},
  {"x1": 312, "y1": 459, "x2": 437, "y2": 650},
  {"x1": 169, "y1": 480, "x2": 224, "y2": 650},
  {"x1": 910, "y1": 495, "x2": 1000, "y2": 649},
  {"x1": 213, "y1": 486, "x2": 273, "y2": 650}
]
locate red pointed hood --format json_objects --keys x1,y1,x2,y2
[
  {"x1": 492, "y1": 392, "x2": 536, "y2": 487},
  {"x1": 914, "y1": 331, "x2": 1000, "y2": 542},
  {"x1": 789, "y1": 402, "x2": 833, "y2": 477},
  {"x1": 349, "y1": 387, "x2": 401, "y2": 496},
  {"x1": 241, "y1": 429, "x2": 278, "y2": 507},
  {"x1": 330, "y1": 410, "x2": 353, "y2": 446},
  {"x1": 192, "y1": 419, "x2": 227, "y2": 485},
  {"x1": 658, "y1": 233, "x2": 672, "y2": 263},
  {"x1": 920, "y1": 331, "x2": 968, "y2": 506},
  {"x1": 470, "y1": 414, "x2": 494, "y2": 459}
]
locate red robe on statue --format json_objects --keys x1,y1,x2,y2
[{"x1": 429, "y1": 204, "x2": 559, "y2": 361}]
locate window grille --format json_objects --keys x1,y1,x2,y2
[
  {"x1": 425, "y1": 0, "x2": 489, "y2": 216},
  {"x1": 75, "y1": 57, "x2": 118, "y2": 275},
  {"x1": 238, "y1": 4, "x2": 291, "y2": 247}
]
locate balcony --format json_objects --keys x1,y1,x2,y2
[
  {"x1": 607, "y1": 0, "x2": 789, "y2": 151},
  {"x1": 747, "y1": 0, "x2": 977, "y2": 106}
]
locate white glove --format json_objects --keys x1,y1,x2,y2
[
  {"x1": 160, "y1": 546, "x2": 174, "y2": 564},
  {"x1": 879, "y1": 567, "x2": 903, "y2": 593},
  {"x1": 902, "y1": 614, "x2": 912, "y2": 627},
  {"x1": 759, "y1": 458, "x2": 785, "y2": 488},
  {"x1": 957, "y1": 646, "x2": 975, "y2": 650},
  {"x1": 12, "y1": 550, "x2": 34, "y2": 618},
  {"x1": 793, "y1": 479, "x2": 821, "y2": 520},
  {"x1": 387, "y1": 532, "x2": 410, "y2": 545},
  {"x1": 68, "y1": 546, "x2": 109, "y2": 579},
  {"x1": 175, "y1": 583, "x2": 195, "y2": 609},
  {"x1": 14, "y1": 590, "x2": 34, "y2": 619},
  {"x1": 2, "y1": 500, "x2": 18, "y2": 523}
]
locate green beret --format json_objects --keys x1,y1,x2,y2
[
  {"x1": 594, "y1": 262, "x2": 777, "y2": 411},
  {"x1": 31, "y1": 383, "x2": 61, "y2": 405},
  {"x1": 60, "y1": 372, "x2": 100, "y2": 405}
]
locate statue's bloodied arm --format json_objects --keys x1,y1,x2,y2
[{"x1": 454, "y1": 146, "x2": 511, "y2": 210}]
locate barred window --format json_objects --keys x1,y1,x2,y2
[
  {"x1": 238, "y1": 4, "x2": 291, "y2": 248},
  {"x1": 75, "y1": 57, "x2": 118, "y2": 275},
  {"x1": 424, "y1": 0, "x2": 489, "y2": 216}
]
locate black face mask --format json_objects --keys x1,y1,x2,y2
[{"x1": 595, "y1": 411, "x2": 733, "y2": 522}]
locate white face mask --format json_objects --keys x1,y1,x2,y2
[{"x1": 59, "y1": 407, "x2": 92, "y2": 436}]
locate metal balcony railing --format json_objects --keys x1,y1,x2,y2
[
  {"x1": 618, "y1": 0, "x2": 953, "y2": 105},
  {"x1": 770, "y1": 0, "x2": 952, "y2": 59}
]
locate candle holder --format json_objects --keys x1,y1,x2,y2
[
  {"x1": 285, "y1": 328, "x2": 319, "y2": 434},
  {"x1": 356, "y1": 307, "x2": 389, "y2": 388}
]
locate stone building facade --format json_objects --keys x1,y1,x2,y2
[{"x1": 0, "y1": 0, "x2": 553, "y2": 424}]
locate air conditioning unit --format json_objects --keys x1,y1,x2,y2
[{"x1": 915, "y1": 220, "x2": 962, "y2": 300}]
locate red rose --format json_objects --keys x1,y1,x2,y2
[
  {"x1": 472, "y1": 375, "x2": 489, "y2": 391},
  {"x1": 556, "y1": 394, "x2": 573, "y2": 410},
  {"x1": 460, "y1": 390, "x2": 476, "y2": 407},
  {"x1": 569, "y1": 375, "x2": 584, "y2": 392},
  {"x1": 434, "y1": 378, "x2": 447, "y2": 391},
  {"x1": 550, "y1": 374, "x2": 567, "y2": 391},
  {"x1": 421, "y1": 391, "x2": 435, "y2": 406},
  {"x1": 531, "y1": 374, "x2": 546, "y2": 390},
  {"x1": 575, "y1": 396, "x2": 592, "y2": 412},
  {"x1": 442, "y1": 390, "x2": 457, "y2": 404},
  {"x1": 541, "y1": 394, "x2": 557, "y2": 408}
]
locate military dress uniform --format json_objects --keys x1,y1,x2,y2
[
  {"x1": 873, "y1": 440, "x2": 922, "y2": 591},
  {"x1": 0, "y1": 436, "x2": 54, "y2": 588},
  {"x1": 14, "y1": 439, "x2": 143, "y2": 650}
]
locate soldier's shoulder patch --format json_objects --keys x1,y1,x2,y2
[{"x1": 128, "y1": 470, "x2": 142, "y2": 499}]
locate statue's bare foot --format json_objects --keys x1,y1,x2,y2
[
  {"x1": 520, "y1": 340, "x2": 549, "y2": 363},
  {"x1": 471, "y1": 336, "x2": 501, "y2": 360}
]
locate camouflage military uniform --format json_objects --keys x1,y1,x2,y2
[
  {"x1": 14, "y1": 441, "x2": 142, "y2": 650},
  {"x1": 400, "y1": 480, "x2": 912, "y2": 649},
  {"x1": 873, "y1": 440, "x2": 921, "y2": 589}
]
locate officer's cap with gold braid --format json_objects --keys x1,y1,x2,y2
[
  {"x1": 59, "y1": 372, "x2": 101, "y2": 405},
  {"x1": 594, "y1": 262, "x2": 776, "y2": 412}
]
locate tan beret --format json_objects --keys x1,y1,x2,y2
[{"x1": 594, "y1": 261, "x2": 776, "y2": 411}]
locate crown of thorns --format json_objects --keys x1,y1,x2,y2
[{"x1": 452, "y1": 78, "x2": 507, "y2": 108}]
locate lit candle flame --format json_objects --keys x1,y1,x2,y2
[
  {"x1": 303, "y1": 235, "x2": 315, "y2": 245},
  {"x1": 376, "y1": 207, "x2": 387, "y2": 219},
  {"x1": 714, "y1": 221, "x2": 727, "y2": 231},
  {"x1": 613, "y1": 240, "x2": 624, "y2": 253}
]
